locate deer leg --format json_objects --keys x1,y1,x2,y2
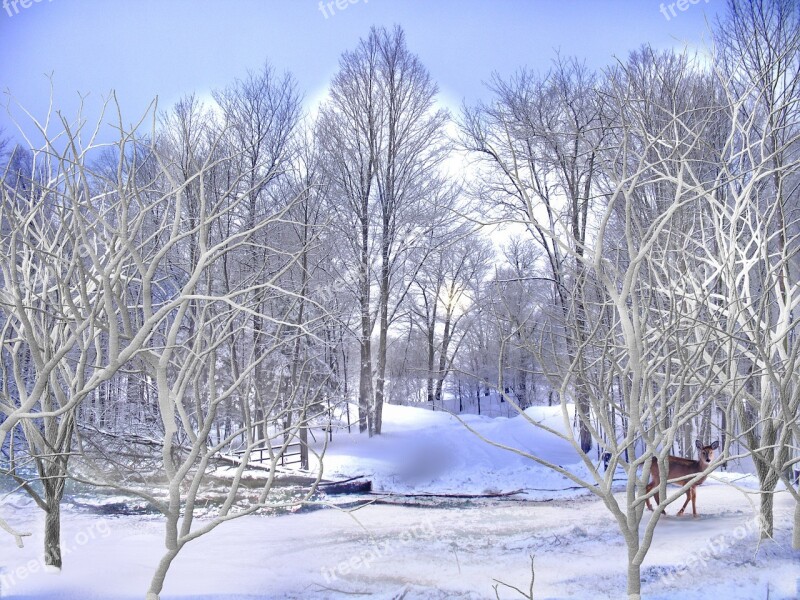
[
  {"x1": 647, "y1": 481, "x2": 666, "y2": 514},
  {"x1": 677, "y1": 488, "x2": 692, "y2": 516},
  {"x1": 691, "y1": 487, "x2": 698, "y2": 517}
]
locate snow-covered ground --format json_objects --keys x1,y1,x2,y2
[
  {"x1": 1, "y1": 404, "x2": 797, "y2": 599},
  {"x1": 316, "y1": 403, "x2": 595, "y2": 499}
]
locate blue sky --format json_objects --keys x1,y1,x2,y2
[{"x1": 0, "y1": 0, "x2": 724, "y2": 144}]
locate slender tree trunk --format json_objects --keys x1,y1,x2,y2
[
  {"x1": 434, "y1": 313, "x2": 453, "y2": 404},
  {"x1": 793, "y1": 500, "x2": 800, "y2": 550},
  {"x1": 358, "y1": 202, "x2": 373, "y2": 434},
  {"x1": 358, "y1": 267, "x2": 373, "y2": 434},
  {"x1": 146, "y1": 548, "x2": 180, "y2": 600},
  {"x1": 573, "y1": 273, "x2": 592, "y2": 453},
  {"x1": 738, "y1": 399, "x2": 778, "y2": 539},
  {"x1": 625, "y1": 534, "x2": 642, "y2": 600},
  {"x1": 35, "y1": 414, "x2": 71, "y2": 570},
  {"x1": 426, "y1": 323, "x2": 436, "y2": 405},
  {"x1": 373, "y1": 246, "x2": 391, "y2": 435},
  {"x1": 359, "y1": 332, "x2": 373, "y2": 434},
  {"x1": 290, "y1": 217, "x2": 310, "y2": 466},
  {"x1": 374, "y1": 320, "x2": 387, "y2": 435},
  {"x1": 759, "y1": 480, "x2": 777, "y2": 540},
  {"x1": 626, "y1": 560, "x2": 641, "y2": 600},
  {"x1": 43, "y1": 502, "x2": 62, "y2": 569},
  {"x1": 299, "y1": 420, "x2": 309, "y2": 470}
]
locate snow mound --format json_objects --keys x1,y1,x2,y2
[{"x1": 319, "y1": 403, "x2": 592, "y2": 498}]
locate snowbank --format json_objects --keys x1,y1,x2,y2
[{"x1": 317, "y1": 403, "x2": 597, "y2": 499}]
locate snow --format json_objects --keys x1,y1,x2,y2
[
  {"x1": 316, "y1": 403, "x2": 593, "y2": 498},
  {"x1": 1, "y1": 403, "x2": 797, "y2": 599}
]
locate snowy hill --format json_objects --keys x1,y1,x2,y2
[
  {"x1": 317, "y1": 403, "x2": 593, "y2": 498},
  {"x1": 317, "y1": 403, "x2": 765, "y2": 499}
]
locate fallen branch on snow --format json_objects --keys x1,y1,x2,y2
[
  {"x1": 0, "y1": 515, "x2": 31, "y2": 548},
  {"x1": 369, "y1": 489, "x2": 525, "y2": 499}
]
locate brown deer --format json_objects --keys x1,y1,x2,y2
[{"x1": 645, "y1": 440, "x2": 719, "y2": 517}]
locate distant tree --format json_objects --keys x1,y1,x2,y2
[
  {"x1": 0, "y1": 129, "x2": 9, "y2": 164},
  {"x1": 318, "y1": 25, "x2": 449, "y2": 435},
  {"x1": 485, "y1": 237, "x2": 549, "y2": 411},
  {"x1": 408, "y1": 225, "x2": 492, "y2": 410},
  {"x1": 461, "y1": 56, "x2": 608, "y2": 452}
]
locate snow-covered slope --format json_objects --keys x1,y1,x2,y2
[
  {"x1": 316, "y1": 403, "x2": 592, "y2": 498},
  {"x1": 317, "y1": 403, "x2": 768, "y2": 500}
]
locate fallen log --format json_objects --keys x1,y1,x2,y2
[
  {"x1": 369, "y1": 488, "x2": 524, "y2": 499},
  {"x1": 318, "y1": 479, "x2": 373, "y2": 495},
  {"x1": 215, "y1": 453, "x2": 273, "y2": 472},
  {"x1": 366, "y1": 497, "x2": 553, "y2": 509}
]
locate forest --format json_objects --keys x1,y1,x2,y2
[{"x1": 1, "y1": 1, "x2": 799, "y2": 598}]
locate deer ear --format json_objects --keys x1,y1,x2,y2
[
  {"x1": 695, "y1": 439, "x2": 702, "y2": 450},
  {"x1": 710, "y1": 441, "x2": 719, "y2": 450}
]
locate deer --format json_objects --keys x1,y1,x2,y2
[{"x1": 645, "y1": 440, "x2": 719, "y2": 517}]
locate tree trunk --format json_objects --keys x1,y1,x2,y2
[
  {"x1": 759, "y1": 486, "x2": 775, "y2": 540},
  {"x1": 358, "y1": 233, "x2": 373, "y2": 434},
  {"x1": 36, "y1": 415, "x2": 70, "y2": 570},
  {"x1": 426, "y1": 324, "x2": 436, "y2": 405},
  {"x1": 579, "y1": 414, "x2": 592, "y2": 454},
  {"x1": 359, "y1": 335, "x2": 373, "y2": 434},
  {"x1": 626, "y1": 543, "x2": 642, "y2": 600},
  {"x1": 626, "y1": 562, "x2": 641, "y2": 600},
  {"x1": 299, "y1": 420, "x2": 309, "y2": 470},
  {"x1": 146, "y1": 548, "x2": 180, "y2": 600},
  {"x1": 793, "y1": 500, "x2": 800, "y2": 550},
  {"x1": 373, "y1": 235, "x2": 391, "y2": 436},
  {"x1": 43, "y1": 504, "x2": 61, "y2": 569},
  {"x1": 434, "y1": 312, "x2": 453, "y2": 405},
  {"x1": 358, "y1": 296, "x2": 372, "y2": 435}
]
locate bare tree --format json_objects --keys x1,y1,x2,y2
[
  {"x1": 135, "y1": 109, "x2": 326, "y2": 600},
  {"x1": 0, "y1": 129, "x2": 9, "y2": 164},
  {"x1": 461, "y1": 56, "x2": 607, "y2": 452},
  {"x1": 703, "y1": 0, "x2": 800, "y2": 543},
  {"x1": 408, "y1": 225, "x2": 492, "y2": 410},
  {"x1": 460, "y1": 44, "x2": 743, "y2": 598},
  {"x1": 0, "y1": 84, "x2": 330, "y2": 600},
  {"x1": 0, "y1": 98, "x2": 171, "y2": 567},
  {"x1": 213, "y1": 63, "x2": 302, "y2": 441},
  {"x1": 488, "y1": 238, "x2": 551, "y2": 410},
  {"x1": 318, "y1": 25, "x2": 449, "y2": 435}
]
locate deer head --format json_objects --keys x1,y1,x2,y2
[{"x1": 695, "y1": 439, "x2": 719, "y2": 466}]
